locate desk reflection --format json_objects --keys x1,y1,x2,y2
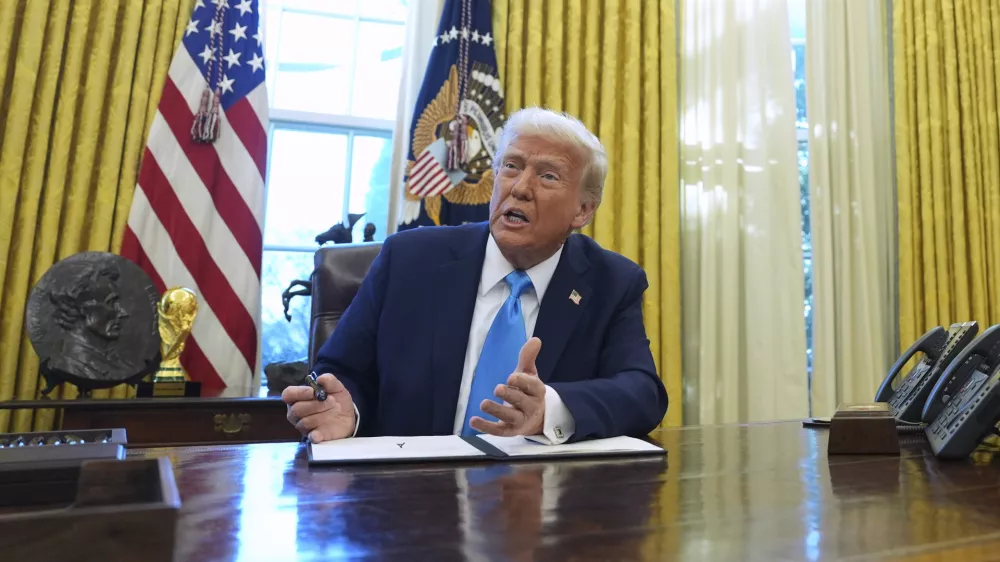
[
  {"x1": 144, "y1": 422, "x2": 1000, "y2": 562},
  {"x1": 294, "y1": 456, "x2": 667, "y2": 561}
]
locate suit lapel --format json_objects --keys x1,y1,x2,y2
[
  {"x1": 429, "y1": 224, "x2": 489, "y2": 434},
  {"x1": 533, "y1": 235, "x2": 591, "y2": 383}
]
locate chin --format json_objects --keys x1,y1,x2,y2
[{"x1": 492, "y1": 224, "x2": 532, "y2": 246}]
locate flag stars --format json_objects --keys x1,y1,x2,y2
[
  {"x1": 432, "y1": 28, "x2": 493, "y2": 47},
  {"x1": 212, "y1": 0, "x2": 228, "y2": 7},
  {"x1": 248, "y1": 52, "x2": 264, "y2": 73},
  {"x1": 252, "y1": 29, "x2": 262, "y2": 47},
  {"x1": 222, "y1": 48, "x2": 241, "y2": 68},
  {"x1": 205, "y1": 20, "x2": 223, "y2": 36},
  {"x1": 229, "y1": 22, "x2": 247, "y2": 42},
  {"x1": 195, "y1": 0, "x2": 206, "y2": 9},
  {"x1": 197, "y1": 45, "x2": 215, "y2": 64},
  {"x1": 185, "y1": 19, "x2": 200, "y2": 37},
  {"x1": 219, "y1": 75, "x2": 235, "y2": 94},
  {"x1": 234, "y1": 0, "x2": 253, "y2": 16}
]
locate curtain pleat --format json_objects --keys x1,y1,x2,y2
[
  {"x1": 679, "y1": 0, "x2": 808, "y2": 424},
  {"x1": 493, "y1": 0, "x2": 682, "y2": 427},
  {"x1": 894, "y1": 0, "x2": 1000, "y2": 350},
  {"x1": 0, "y1": 0, "x2": 194, "y2": 433},
  {"x1": 806, "y1": 0, "x2": 896, "y2": 416}
]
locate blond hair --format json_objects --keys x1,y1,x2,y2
[{"x1": 493, "y1": 107, "x2": 608, "y2": 206}]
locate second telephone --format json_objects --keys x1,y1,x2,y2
[{"x1": 924, "y1": 324, "x2": 1000, "y2": 459}]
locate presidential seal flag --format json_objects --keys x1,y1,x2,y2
[
  {"x1": 399, "y1": 0, "x2": 506, "y2": 229},
  {"x1": 120, "y1": 0, "x2": 268, "y2": 394}
]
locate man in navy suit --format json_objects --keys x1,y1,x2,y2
[{"x1": 284, "y1": 108, "x2": 668, "y2": 444}]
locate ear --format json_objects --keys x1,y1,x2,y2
[{"x1": 570, "y1": 201, "x2": 596, "y2": 230}]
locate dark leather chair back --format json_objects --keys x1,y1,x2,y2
[{"x1": 309, "y1": 242, "x2": 382, "y2": 367}]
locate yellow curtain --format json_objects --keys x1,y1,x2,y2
[
  {"x1": 894, "y1": 0, "x2": 1000, "y2": 348},
  {"x1": 492, "y1": 0, "x2": 681, "y2": 426},
  {"x1": 0, "y1": 0, "x2": 194, "y2": 432}
]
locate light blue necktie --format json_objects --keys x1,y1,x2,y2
[{"x1": 461, "y1": 270, "x2": 533, "y2": 436}]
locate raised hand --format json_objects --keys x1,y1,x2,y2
[
  {"x1": 470, "y1": 337, "x2": 546, "y2": 437},
  {"x1": 282, "y1": 373, "x2": 357, "y2": 443}
]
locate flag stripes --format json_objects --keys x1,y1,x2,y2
[{"x1": 121, "y1": 0, "x2": 267, "y2": 391}]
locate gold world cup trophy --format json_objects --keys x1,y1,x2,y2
[{"x1": 137, "y1": 287, "x2": 203, "y2": 398}]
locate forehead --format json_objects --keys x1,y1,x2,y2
[{"x1": 501, "y1": 134, "x2": 583, "y2": 167}]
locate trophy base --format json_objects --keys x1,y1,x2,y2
[{"x1": 135, "y1": 381, "x2": 202, "y2": 398}]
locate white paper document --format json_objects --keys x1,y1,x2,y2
[
  {"x1": 310, "y1": 435, "x2": 486, "y2": 463},
  {"x1": 479, "y1": 435, "x2": 664, "y2": 457}
]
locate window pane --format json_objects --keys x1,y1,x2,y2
[
  {"x1": 261, "y1": 250, "x2": 314, "y2": 369},
  {"x1": 273, "y1": 12, "x2": 354, "y2": 114},
  {"x1": 281, "y1": 0, "x2": 356, "y2": 16},
  {"x1": 351, "y1": 22, "x2": 405, "y2": 119},
  {"x1": 359, "y1": 0, "x2": 408, "y2": 22},
  {"x1": 798, "y1": 140, "x2": 812, "y2": 376},
  {"x1": 793, "y1": 44, "x2": 807, "y2": 129},
  {"x1": 349, "y1": 135, "x2": 392, "y2": 242},
  {"x1": 788, "y1": 0, "x2": 806, "y2": 41},
  {"x1": 265, "y1": 129, "x2": 348, "y2": 246}
]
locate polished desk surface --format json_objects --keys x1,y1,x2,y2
[{"x1": 129, "y1": 421, "x2": 1000, "y2": 562}]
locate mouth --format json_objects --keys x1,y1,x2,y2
[{"x1": 501, "y1": 209, "x2": 529, "y2": 227}]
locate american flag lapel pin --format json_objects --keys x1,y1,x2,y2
[{"x1": 569, "y1": 290, "x2": 582, "y2": 305}]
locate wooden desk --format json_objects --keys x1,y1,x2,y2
[
  {"x1": 127, "y1": 421, "x2": 1000, "y2": 561},
  {"x1": 0, "y1": 397, "x2": 300, "y2": 447}
]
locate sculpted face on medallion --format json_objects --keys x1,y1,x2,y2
[{"x1": 26, "y1": 252, "x2": 161, "y2": 393}]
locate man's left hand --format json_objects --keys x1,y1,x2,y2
[{"x1": 471, "y1": 337, "x2": 545, "y2": 436}]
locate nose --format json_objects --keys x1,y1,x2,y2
[
  {"x1": 510, "y1": 174, "x2": 534, "y2": 201},
  {"x1": 117, "y1": 305, "x2": 129, "y2": 319}
]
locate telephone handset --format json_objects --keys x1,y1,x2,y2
[
  {"x1": 874, "y1": 326, "x2": 947, "y2": 403},
  {"x1": 876, "y1": 322, "x2": 979, "y2": 423},
  {"x1": 925, "y1": 324, "x2": 1000, "y2": 459}
]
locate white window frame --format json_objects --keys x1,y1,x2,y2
[{"x1": 260, "y1": 3, "x2": 405, "y2": 253}]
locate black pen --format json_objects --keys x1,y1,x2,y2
[{"x1": 305, "y1": 372, "x2": 328, "y2": 401}]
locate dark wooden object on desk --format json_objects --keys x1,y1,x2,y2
[
  {"x1": 827, "y1": 402, "x2": 901, "y2": 455},
  {"x1": 0, "y1": 396, "x2": 300, "y2": 447},
  {"x1": 118, "y1": 421, "x2": 1000, "y2": 562},
  {"x1": 0, "y1": 457, "x2": 180, "y2": 562}
]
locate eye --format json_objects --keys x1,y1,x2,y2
[
  {"x1": 503, "y1": 161, "x2": 518, "y2": 170},
  {"x1": 541, "y1": 173, "x2": 558, "y2": 182}
]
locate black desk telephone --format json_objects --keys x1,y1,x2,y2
[
  {"x1": 925, "y1": 324, "x2": 1000, "y2": 459},
  {"x1": 874, "y1": 322, "x2": 979, "y2": 423}
]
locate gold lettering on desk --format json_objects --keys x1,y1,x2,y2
[{"x1": 214, "y1": 413, "x2": 251, "y2": 435}]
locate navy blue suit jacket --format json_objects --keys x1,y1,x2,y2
[{"x1": 312, "y1": 222, "x2": 668, "y2": 441}]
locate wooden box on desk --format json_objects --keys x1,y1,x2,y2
[
  {"x1": 60, "y1": 396, "x2": 301, "y2": 447},
  {"x1": 0, "y1": 457, "x2": 180, "y2": 562},
  {"x1": 827, "y1": 403, "x2": 901, "y2": 455}
]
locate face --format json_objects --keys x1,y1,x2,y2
[
  {"x1": 489, "y1": 134, "x2": 596, "y2": 269},
  {"x1": 81, "y1": 277, "x2": 129, "y2": 340}
]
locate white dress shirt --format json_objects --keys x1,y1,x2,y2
[
  {"x1": 451, "y1": 234, "x2": 576, "y2": 444},
  {"x1": 350, "y1": 235, "x2": 576, "y2": 443}
]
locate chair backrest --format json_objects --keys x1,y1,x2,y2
[{"x1": 309, "y1": 242, "x2": 382, "y2": 367}]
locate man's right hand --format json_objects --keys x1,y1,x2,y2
[{"x1": 282, "y1": 373, "x2": 357, "y2": 443}]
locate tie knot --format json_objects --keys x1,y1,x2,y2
[{"x1": 505, "y1": 270, "x2": 533, "y2": 299}]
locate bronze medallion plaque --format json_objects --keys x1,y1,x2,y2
[{"x1": 26, "y1": 252, "x2": 161, "y2": 394}]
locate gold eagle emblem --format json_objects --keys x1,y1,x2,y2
[{"x1": 404, "y1": 64, "x2": 506, "y2": 226}]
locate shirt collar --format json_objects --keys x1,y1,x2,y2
[{"x1": 480, "y1": 234, "x2": 564, "y2": 302}]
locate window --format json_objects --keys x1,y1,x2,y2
[
  {"x1": 259, "y1": 0, "x2": 407, "y2": 373},
  {"x1": 788, "y1": 0, "x2": 813, "y2": 409}
]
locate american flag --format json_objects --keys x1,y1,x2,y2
[{"x1": 121, "y1": 0, "x2": 268, "y2": 394}]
